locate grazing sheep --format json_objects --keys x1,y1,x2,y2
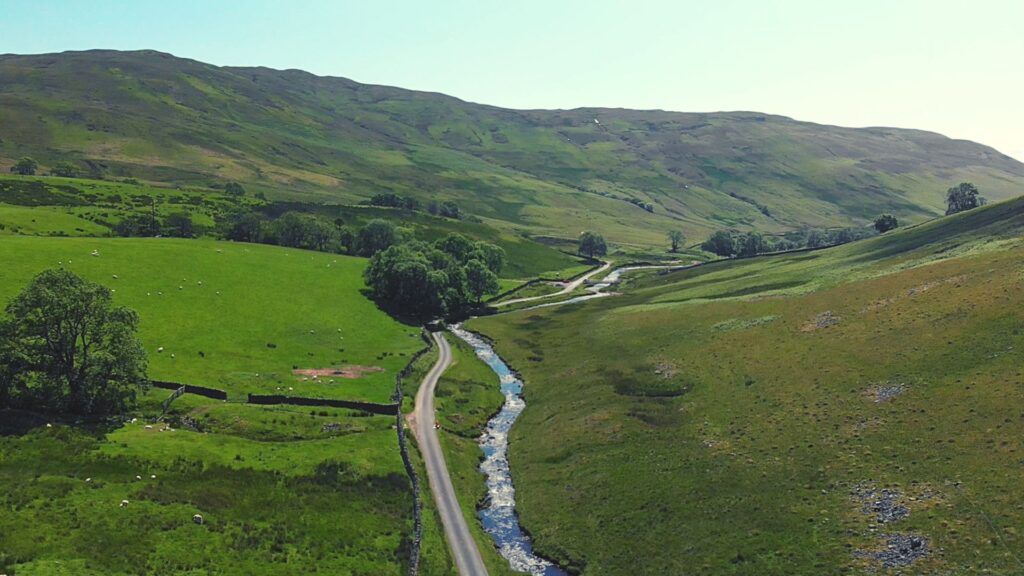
[
  {"x1": 112, "y1": 274, "x2": 118, "y2": 279},
  {"x1": 135, "y1": 475, "x2": 142, "y2": 481},
  {"x1": 120, "y1": 500, "x2": 129, "y2": 507},
  {"x1": 192, "y1": 514, "x2": 204, "y2": 525},
  {"x1": 144, "y1": 425, "x2": 153, "y2": 430},
  {"x1": 85, "y1": 478, "x2": 92, "y2": 483},
  {"x1": 157, "y1": 347, "x2": 164, "y2": 353},
  {"x1": 151, "y1": 474, "x2": 156, "y2": 479}
]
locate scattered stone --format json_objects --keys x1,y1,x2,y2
[
  {"x1": 855, "y1": 534, "x2": 929, "y2": 568},
  {"x1": 802, "y1": 311, "x2": 840, "y2": 331},
  {"x1": 866, "y1": 383, "x2": 907, "y2": 403},
  {"x1": 322, "y1": 423, "x2": 341, "y2": 432},
  {"x1": 852, "y1": 484, "x2": 909, "y2": 523}
]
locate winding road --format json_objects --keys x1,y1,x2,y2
[
  {"x1": 413, "y1": 331, "x2": 489, "y2": 576},
  {"x1": 494, "y1": 261, "x2": 611, "y2": 307}
]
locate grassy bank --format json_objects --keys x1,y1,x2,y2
[{"x1": 468, "y1": 196, "x2": 1024, "y2": 574}]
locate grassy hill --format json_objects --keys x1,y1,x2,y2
[
  {"x1": 467, "y1": 196, "x2": 1024, "y2": 574},
  {"x1": 2, "y1": 50, "x2": 1023, "y2": 246},
  {"x1": 0, "y1": 236, "x2": 426, "y2": 402}
]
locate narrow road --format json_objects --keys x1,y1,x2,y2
[
  {"x1": 413, "y1": 331, "x2": 489, "y2": 576},
  {"x1": 495, "y1": 261, "x2": 611, "y2": 307}
]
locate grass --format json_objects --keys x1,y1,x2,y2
[
  {"x1": 4, "y1": 50, "x2": 1023, "y2": 248},
  {"x1": 0, "y1": 394, "x2": 414, "y2": 575},
  {"x1": 467, "y1": 196, "x2": 1024, "y2": 575},
  {"x1": 0, "y1": 236, "x2": 423, "y2": 403}
]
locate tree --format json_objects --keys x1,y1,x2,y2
[
  {"x1": 225, "y1": 211, "x2": 264, "y2": 243},
  {"x1": 12, "y1": 157, "x2": 38, "y2": 176},
  {"x1": 307, "y1": 218, "x2": 339, "y2": 252},
  {"x1": 163, "y1": 212, "x2": 195, "y2": 238},
  {"x1": 736, "y1": 232, "x2": 767, "y2": 257},
  {"x1": 439, "y1": 201, "x2": 461, "y2": 219},
  {"x1": 874, "y1": 214, "x2": 899, "y2": 233},
  {"x1": 272, "y1": 212, "x2": 313, "y2": 248},
  {"x1": 805, "y1": 228, "x2": 828, "y2": 248},
  {"x1": 435, "y1": 234, "x2": 477, "y2": 263},
  {"x1": 51, "y1": 161, "x2": 79, "y2": 178},
  {"x1": 668, "y1": 230, "x2": 685, "y2": 253},
  {"x1": 472, "y1": 242, "x2": 505, "y2": 274},
  {"x1": 945, "y1": 182, "x2": 983, "y2": 215},
  {"x1": 0, "y1": 269, "x2": 147, "y2": 415},
  {"x1": 701, "y1": 231, "x2": 735, "y2": 257},
  {"x1": 115, "y1": 213, "x2": 160, "y2": 237},
  {"x1": 224, "y1": 182, "x2": 246, "y2": 197},
  {"x1": 464, "y1": 259, "x2": 499, "y2": 303},
  {"x1": 356, "y1": 219, "x2": 398, "y2": 257},
  {"x1": 578, "y1": 231, "x2": 607, "y2": 259}
]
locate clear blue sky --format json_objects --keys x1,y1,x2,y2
[{"x1": 3, "y1": 0, "x2": 1022, "y2": 159}]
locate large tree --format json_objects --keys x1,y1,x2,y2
[
  {"x1": 668, "y1": 230, "x2": 685, "y2": 253},
  {"x1": 356, "y1": 219, "x2": 398, "y2": 256},
  {"x1": 0, "y1": 269, "x2": 147, "y2": 415},
  {"x1": 578, "y1": 231, "x2": 607, "y2": 259},
  {"x1": 945, "y1": 182, "x2": 984, "y2": 215},
  {"x1": 12, "y1": 156, "x2": 38, "y2": 176},
  {"x1": 701, "y1": 231, "x2": 735, "y2": 257},
  {"x1": 464, "y1": 259, "x2": 499, "y2": 303},
  {"x1": 874, "y1": 214, "x2": 899, "y2": 233}
]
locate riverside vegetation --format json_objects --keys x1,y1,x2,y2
[{"x1": 468, "y1": 194, "x2": 1024, "y2": 574}]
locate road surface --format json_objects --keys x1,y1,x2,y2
[
  {"x1": 413, "y1": 331, "x2": 489, "y2": 576},
  {"x1": 494, "y1": 261, "x2": 611, "y2": 307}
]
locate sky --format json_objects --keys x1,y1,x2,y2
[{"x1": 3, "y1": 0, "x2": 1022, "y2": 159}]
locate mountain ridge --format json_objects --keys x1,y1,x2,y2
[{"x1": 1, "y1": 49, "x2": 1022, "y2": 245}]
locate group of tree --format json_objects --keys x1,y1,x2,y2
[
  {"x1": 874, "y1": 214, "x2": 899, "y2": 233},
  {"x1": 10, "y1": 156, "x2": 38, "y2": 176},
  {"x1": 578, "y1": 231, "x2": 608, "y2": 259},
  {"x1": 115, "y1": 211, "x2": 196, "y2": 238},
  {"x1": 364, "y1": 233, "x2": 505, "y2": 319},
  {"x1": 367, "y1": 193, "x2": 420, "y2": 210},
  {"x1": 427, "y1": 200, "x2": 462, "y2": 219},
  {"x1": 701, "y1": 226, "x2": 877, "y2": 257},
  {"x1": 0, "y1": 269, "x2": 148, "y2": 415},
  {"x1": 945, "y1": 182, "x2": 986, "y2": 215},
  {"x1": 222, "y1": 210, "x2": 406, "y2": 257}
]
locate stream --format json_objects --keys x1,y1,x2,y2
[
  {"x1": 449, "y1": 264, "x2": 691, "y2": 575},
  {"x1": 449, "y1": 324, "x2": 566, "y2": 576}
]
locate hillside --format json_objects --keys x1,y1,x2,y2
[
  {"x1": 468, "y1": 196, "x2": 1024, "y2": 574},
  {"x1": 2, "y1": 50, "x2": 1023, "y2": 246}
]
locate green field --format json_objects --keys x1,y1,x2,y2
[
  {"x1": 0, "y1": 397, "x2": 414, "y2": 575},
  {"x1": 468, "y1": 195, "x2": 1024, "y2": 575},
  {"x1": 0, "y1": 233, "x2": 442, "y2": 575},
  {"x1": 0, "y1": 236, "x2": 423, "y2": 402}
]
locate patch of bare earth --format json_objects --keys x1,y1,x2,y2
[{"x1": 292, "y1": 365, "x2": 384, "y2": 379}]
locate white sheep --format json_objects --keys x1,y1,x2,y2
[
  {"x1": 144, "y1": 425, "x2": 153, "y2": 430},
  {"x1": 157, "y1": 347, "x2": 164, "y2": 353},
  {"x1": 135, "y1": 475, "x2": 142, "y2": 481},
  {"x1": 192, "y1": 514, "x2": 204, "y2": 525},
  {"x1": 85, "y1": 477, "x2": 92, "y2": 483},
  {"x1": 151, "y1": 474, "x2": 157, "y2": 479},
  {"x1": 112, "y1": 274, "x2": 118, "y2": 279},
  {"x1": 120, "y1": 500, "x2": 129, "y2": 508}
]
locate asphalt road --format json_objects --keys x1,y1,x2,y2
[{"x1": 413, "y1": 331, "x2": 489, "y2": 576}]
